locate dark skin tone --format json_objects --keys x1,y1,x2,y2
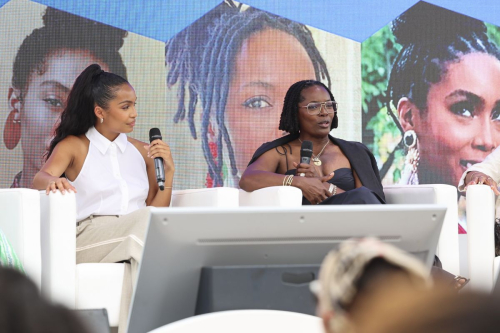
[
  {"x1": 464, "y1": 171, "x2": 500, "y2": 195},
  {"x1": 33, "y1": 83, "x2": 174, "y2": 207},
  {"x1": 240, "y1": 85, "x2": 363, "y2": 204}
]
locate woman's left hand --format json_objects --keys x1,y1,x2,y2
[{"x1": 145, "y1": 139, "x2": 175, "y2": 173}]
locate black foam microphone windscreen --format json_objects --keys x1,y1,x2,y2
[
  {"x1": 300, "y1": 140, "x2": 313, "y2": 164},
  {"x1": 149, "y1": 128, "x2": 165, "y2": 191}
]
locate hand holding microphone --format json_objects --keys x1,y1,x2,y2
[
  {"x1": 147, "y1": 128, "x2": 174, "y2": 191},
  {"x1": 294, "y1": 140, "x2": 334, "y2": 181},
  {"x1": 293, "y1": 140, "x2": 335, "y2": 204}
]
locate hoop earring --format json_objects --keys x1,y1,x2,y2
[
  {"x1": 402, "y1": 130, "x2": 419, "y2": 185},
  {"x1": 3, "y1": 110, "x2": 21, "y2": 150},
  {"x1": 403, "y1": 130, "x2": 417, "y2": 149}
]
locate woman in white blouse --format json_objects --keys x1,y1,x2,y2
[{"x1": 33, "y1": 64, "x2": 174, "y2": 332}]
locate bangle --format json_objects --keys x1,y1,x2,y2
[
  {"x1": 328, "y1": 183, "x2": 337, "y2": 195},
  {"x1": 283, "y1": 174, "x2": 294, "y2": 186},
  {"x1": 164, "y1": 186, "x2": 172, "y2": 189}
]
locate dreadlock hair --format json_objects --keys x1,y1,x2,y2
[
  {"x1": 46, "y1": 64, "x2": 129, "y2": 160},
  {"x1": 279, "y1": 80, "x2": 338, "y2": 134},
  {"x1": 380, "y1": 1, "x2": 500, "y2": 179},
  {"x1": 12, "y1": 7, "x2": 127, "y2": 100},
  {"x1": 166, "y1": 1, "x2": 331, "y2": 187}
]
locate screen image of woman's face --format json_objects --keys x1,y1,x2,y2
[
  {"x1": 16, "y1": 49, "x2": 109, "y2": 186},
  {"x1": 225, "y1": 28, "x2": 316, "y2": 173},
  {"x1": 411, "y1": 52, "x2": 500, "y2": 186}
]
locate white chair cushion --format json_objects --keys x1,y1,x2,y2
[
  {"x1": 239, "y1": 187, "x2": 302, "y2": 207},
  {"x1": 75, "y1": 263, "x2": 125, "y2": 327},
  {"x1": 172, "y1": 188, "x2": 239, "y2": 207}
]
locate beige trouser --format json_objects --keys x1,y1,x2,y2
[{"x1": 76, "y1": 207, "x2": 151, "y2": 333}]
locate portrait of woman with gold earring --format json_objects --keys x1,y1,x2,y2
[
  {"x1": 377, "y1": 2, "x2": 500, "y2": 188},
  {"x1": 2, "y1": 7, "x2": 127, "y2": 188}
]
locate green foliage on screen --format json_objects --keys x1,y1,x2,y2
[{"x1": 361, "y1": 25, "x2": 404, "y2": 183}]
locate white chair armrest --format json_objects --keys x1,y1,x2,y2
[
  {"x1": 171, "y1": 188, "x2": 239, "y2": 208},
  {"x1": 384, "y1": 184, "x2": 460, "y2": 275},
  {"x1": 466, "y1": 185, "x2": 496, "y2": 291},
  {"x1": 239, "y1": 186, "x2": 302, "y2": 207},
  {"x1": 39, "y1": 191, "x2": 77, "y2": 307},
  {"x1": 0, "y1": 189, "x2": 41, "y2": 287},
  {"x1": 494, "y1": 257, "x2": 500, "y2": 287}
]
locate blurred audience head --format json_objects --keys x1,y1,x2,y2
[
  {"x1": 313, "y1": 238, "x2": 431, "y2": 333},
  {"x1": 357, "y1": 287, "x2": 500, "y2": 333},
  {"x1": 0, "y1": 266, "x2": 90, "y2": 333}
]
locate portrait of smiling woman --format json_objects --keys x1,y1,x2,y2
[
  {"x1": 363, "y1": 1, "x2": 500, "y2": 190},
  {"x1": 165, "y1": 0, "x2": 360, "y2": 189}
]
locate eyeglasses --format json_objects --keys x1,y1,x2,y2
[{"x1": 299, "y1": 101, "x2": 338, "y2": 115}]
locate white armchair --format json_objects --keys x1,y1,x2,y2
[
  {"x1": 465, "y1": 184, "x2": 498, "y2": 291},
  {"x1": 1, "y1": 187, "x2": 239, "y2": 328},
  {"x1": 240, "y1": 184, "x2": 460, "y2": 275}
]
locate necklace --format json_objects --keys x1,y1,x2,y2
[{"x1": 299, "y1": 138, "x2": 329, "y2": 166}]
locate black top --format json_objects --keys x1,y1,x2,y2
[
  {"x1": 247, "y1": 133, "x2": 385, "y2": 201},
  {"x1": 285, "y1": 168, "x2": 355, "y2": 192}
]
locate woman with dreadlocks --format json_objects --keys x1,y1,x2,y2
[
  {"x1": 165, "y1": 1, "x2": 330, "y2": 187},
  {"x1": 240, "y1": 80, "x2": 385, "y2": 205},
  {"x1": 383, "y1": 2, "x2": 500, "y2": 188}
]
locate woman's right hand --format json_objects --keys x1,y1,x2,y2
[
  {"x1": 45, "y1": 177, "x2": 77, "y2": 195},
  {"x1": 295, "y1": 175, "x2": 334, "y2": 205},
  {"x1": 465, "y1": 171, "x2": 500, "y2": 195}
]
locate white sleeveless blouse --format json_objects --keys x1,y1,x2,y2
[{"x1": 69, "y1": 127, "x2": 149, "y2": 222}]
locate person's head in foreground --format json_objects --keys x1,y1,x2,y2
[
  {"x1": 0, "y1": 266, "x2": 90, "y2": 333},
  {"x1": 313, "y1": 237, "x2": 431, "y2": 333}
]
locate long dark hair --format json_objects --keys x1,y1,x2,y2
[
  {"x1": 12, "y1": 7, "x2": 127, "y2": 100},
  {"x1": 166, "y1": 1, "x2": 330, "y2": 186},
  {"x1": 46, "y1": 64, "x2": 128, "y2": 159},
  {"x1": 279, "y1": 80, "x2": 338, "y2": 135},
  {"x1": 381, "y1": 1, "x2": 500, "y2": 178}
]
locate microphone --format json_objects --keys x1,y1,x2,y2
[
  {"x1": 300, "y1": 140, "x2": 313, "y2": 164},
  {"x1": 149, "y1": 128, "x2": 165, "y2": 191}
]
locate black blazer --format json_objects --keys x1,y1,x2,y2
[{"x1": 247, "y1": 133, "x2": 385, "y2": 201}]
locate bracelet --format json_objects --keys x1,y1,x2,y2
[
  {"x1": 283, "y1": 174, "x2": 294, "y2": 186},
  {"x1": 328, "y1": 183, "x2": 337, "y2": 195},
  {"x1": 164, "y1": 186, "x2": 172, "y2": 189}
]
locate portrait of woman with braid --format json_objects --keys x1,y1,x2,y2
[
  {"x1": 363, "y1": 2, "x2": 500, "y2": 232},
  {"x1": 165, "y1": 0, "x2": 358, "y2": 188},
  {"x1": 368, "y1": 2, "x2": 500, "y2": 189}
]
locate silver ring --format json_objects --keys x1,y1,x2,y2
[{"x1": 299, "y1": 173, "x2": 305, "y2": 177}]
